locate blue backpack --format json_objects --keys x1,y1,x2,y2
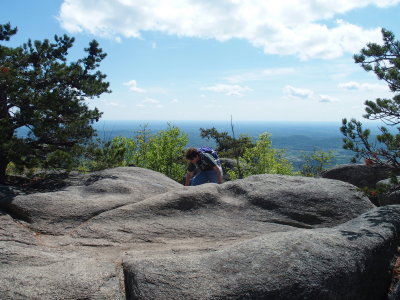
[{"x1": 198, "y1": 146, "x2": 221, "y2": 166}]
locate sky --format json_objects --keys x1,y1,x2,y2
[{"x1": 2, "y1": 0, "x2": 400, "y2": 122}]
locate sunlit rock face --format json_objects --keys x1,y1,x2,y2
[{"x1": 2, "y1": 167, "x2": 398, "y2": 300}]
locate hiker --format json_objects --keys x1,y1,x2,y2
[{"x1": 184, "y1": 147, "x2": 223, "y2": 186}]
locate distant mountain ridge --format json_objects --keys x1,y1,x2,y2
[
  {"x1": 17, "y1": 120, "x2": 383, "y2": 166},
  {"x1": 91, "y1": 120, "x2": 356, "y2": 166}
]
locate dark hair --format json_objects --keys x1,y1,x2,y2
[{"x1": 185, "y1": 148, "x2": 199, "y2": 160}]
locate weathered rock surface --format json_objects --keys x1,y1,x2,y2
[
  {"x1": 1, "y1": 211, "x2": 123, "y2": 299},
  {"x1": 70, "y1": 174, "x2": 373, "y2": 247},
  {"x1": 376, "y1": 177, "x2": 400, "y2": 206},
  {"x1": 377, "y1": 177, "x2": 400, "y2": 189},
  {"x1": 321, "y1": 163, "x2": 393, "y2": 188},
  {"x1": 1, "y1": 167, "x2": 182, "y2": 235},
  {"x1": 1, "y1": 167, "x2": 398, "y2": 299},
  {"x1": 124, "y1": 206, "x2": 400, "y2": 300}
]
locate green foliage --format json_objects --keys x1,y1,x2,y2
[
  {"x1": 300, "y1": 149, "x2": 335, "y2": 177},
  {"x1": 199, "y1": 127, "x2": 253, "y2": 158},
  {"x1": 0, "y1": 23, "x2": 110, "y2": 183},
  {"x1": 144, "y1": 124, "x2": 188, "y2": 182},
  {"x1": 0, "y1": 23, "x2": 17, "y2": 41},
  {"x1": 200, "y1": 123, "x2": 294, "y2": 180},
  {"x1": 79, "y1": 136, "x2": 135, "y2": 172},
  {"x1": 78, "y1": 124, "x2": 188, "y2": 183},
  {"x1": 227, "y1": 132, "x2": 293, "y2": 180},
  {"x1": 341, "y1": 28, "x2": 400, "y2": 170},
  {"x1": 131, "y1": 124, "x2": 153, "y2": 167},
  {"x1": 6, "y1": 162, "x2": 21, "y2": 175},
  {"x1": 200, "y1": 119, "x2": 255, "y2": 179},
  {"x1": 354, "y1": 29, "x2": 400, "y2": 93}
]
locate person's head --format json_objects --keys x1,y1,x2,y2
[{"x1": 185, "y1": 148, "x2": 200, "y2": 163}]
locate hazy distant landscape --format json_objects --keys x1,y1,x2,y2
[
  {"x1": 17, "y1": 119, "x2": 383, "y2": 168},
  {"x1": 93, "y1": 120, "x2": 371, "y2": 168}
]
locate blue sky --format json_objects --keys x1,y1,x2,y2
[{"x1": 2, "y1": 0, "x2": 400, "y2": 122}]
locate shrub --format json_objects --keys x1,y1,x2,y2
[
  {"x1": 228, "y1": 132, "x2": 293, "y2": 180},
  {"x1": 300, "y1": 149, "x2": 335, "y2": 177}
]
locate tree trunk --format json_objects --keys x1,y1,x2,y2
[
  {"x1": 0, "y1": 93, "x2": 11, "y2": 184},
  {"x1": 0, "y1": 155, "x2": 8, "y2": 184},
  {"x1": 230, "y1": 116, "x2": 243, "y2": 179}
]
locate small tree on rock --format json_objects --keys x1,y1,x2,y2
[
  {"x1": 236, "y1": 132, "x2": 293, "y2": 178},
  {"x1": 341, "y1": 28, "x2": 400, "y2": 171},
  {"x1": 300, "y1": 149, "x2": 335, "y2": 177},
  {"x1": 0, "y1": 23, "x2": 110, "y2": 183}
]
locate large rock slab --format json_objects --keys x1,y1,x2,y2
[
  {"x1": 322, "y1": 164, "x2": 393, "y2": 188},
  {"x1": 70, "y1": 174, "x2": 373, "y2": 247},
  {"x1": 123, "y1": 205, "x2": 400, "y2": 300},
  {"x1": 0, "y1": 210, "x2": 124, "y2": 299},
  {"x1": 0, "y1": 168, "x2": 396, "y2": 299},
  {"x1": 0, "y1": 167, "x2": 182, "y2": 235}
]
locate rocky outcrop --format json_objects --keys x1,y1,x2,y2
[
  {"x1": 1, "y1": 211, "x2": 123, "y2": 299},
  {"x1": 376, "y1": 177, "x2": 400, "y2": 206},
  {"x1": 1, "y1": 167, "x2": 398, "y2": 299},
  {"x1": 322, "y1": 164, "x2": 400, "y2": 206},
  {"x1": 70, "y1": 174, "x2": 373, "y2": 247},
  {"x1": 0, "y1": 167, "x2": 182, "y2": 299},
  {"x1": 321, "y1": 164, "x2": 393, "y2": 188},
  {"x1": 1, "y1": 167, "x2": 183, "y2": 235},
  {"x1": 377, "y1": 177, "x2": 400, "y2": 189},
  {"x1": 124, "y1": 206, "x2": 400, "y2": 300}
]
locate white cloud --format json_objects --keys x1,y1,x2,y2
[
  {"x1": 202, "y1": 84, "x2": 252, "y2": 97},
  {"x1": 283, "y1": 85, "x2": 314, "y2": 99},
  {"x1": 136, "y1": 97, "x2": 164, "y2": 109},
  {"x1": 124, "y1": 80, "x2": 146, "y2": 93},
  {"x1": 319, "y1": 94, "x2": 338, "y2": 103},
  {"x1": 339, "y1": 81, "x2": 389, "y2": 91},
  {"x1": 171, "y1": 98, "x2": 179, "y2": 103},
  {"x1": 338, "y1": 81, "x2": 360, "y2": 90},
  {"x1": 225, "y1": 68, "x2": 296, "y2": 83},
  {"x1": 58, "y1": 0, "x2": 398, "y2": 59}
]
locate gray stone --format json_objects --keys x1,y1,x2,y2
[
  {"x1": 0, "y1": 167, "x2": 182, "y2": 235},
  {"x1": 0, "y1": 210, "x2": 124, "y2": 299},
  {"x1": 378, "y1": 190, "x2": 400, "y2": 206},
  {"x1": 123, "y1": 205, "x2": 400, "y2": 300},
  {"x1": 220, "y1": 157, "x2": 235, "y2": 180},
  {"x1": 71, "y1": 174, "x2": 373, "y2": 246},
  {"x1": 219, "y1": 158, "x2": 237, "y2": 170},
  {"x1": 0, "y1": 167, "x2": 397, "y2": 299},
  {"x1": 375, "y1": 178, "x2": 400, "y2": 206},
  {"x1": 322, "y1": 164, "x2": 393, "y2": 188},
  {"x1": 376, "y1": 177, "x2": 400, "y2": 189}
]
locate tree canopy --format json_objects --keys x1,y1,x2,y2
[
  {"x1": 341, "y1": 28, "x2": 400, "y2": 170},
  {"x1": 0, "y1": 23, "x2": 110, "y2": 183}
]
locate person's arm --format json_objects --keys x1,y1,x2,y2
[
  {"x1": 213, "y1": 165, "x2": 223, "y2": 184},
  {"x1": 185, "y1": 171, "x2": 194, "y2": 186}
]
